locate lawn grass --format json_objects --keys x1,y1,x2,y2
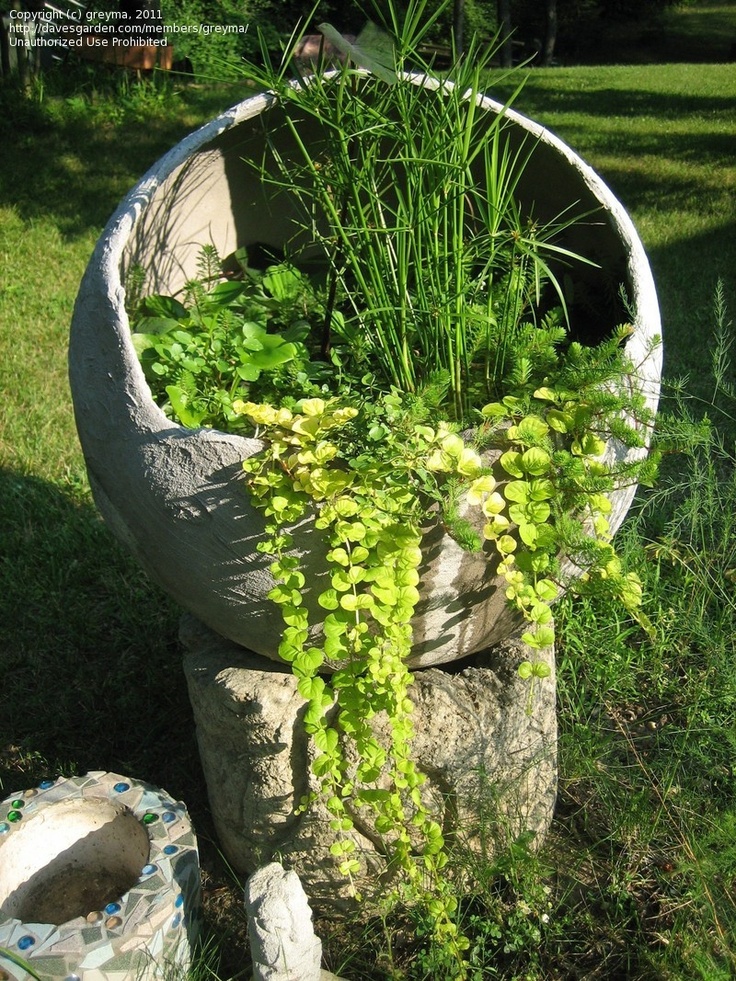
[
  {"x1": 1, "y1": 27, "x2": 736, "y2": 981},
  {"x1": 575, "y1": 0, "x2": 736, "y2": 65},
  {"x1": 492, "y1": 61, "x2": 736, "y2": 398}
]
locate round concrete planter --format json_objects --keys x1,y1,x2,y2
[
  {"x1": 69, "y1": 81, "x2": 662, "y2": 670},
  {"x1": 0, "y1": 772, "x2": 200, "y2": 981}
]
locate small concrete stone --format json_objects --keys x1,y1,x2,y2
[
  {"x1": 183, "y1": 615, "x2": 557, "y2": 913},
  {"x1": 245, "y1": 862, "x2": 323, "y2": 981}
]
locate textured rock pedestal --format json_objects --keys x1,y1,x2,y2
[{"x1": 182, "y1": 617, "x2": 557, "y2": 912}]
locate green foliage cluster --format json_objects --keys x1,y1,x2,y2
[
  {"x1": 130, "y1": 246, "x2": 327, "y2": 429},
  {"x1": 131, "y1": 239, "x2": 656, "y2": 967},
  {"x1": 242, "y1": 4, "x2": 592, "y2": 422},
  {"x1": 126, "y1": 0, "x2": 659, "y2": 962}
]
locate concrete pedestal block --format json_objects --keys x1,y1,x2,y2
[{"x1": 182, "y1": 617, "x2": 557, "y2": 912}]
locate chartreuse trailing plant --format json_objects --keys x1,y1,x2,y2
[
  {"x1": 236, "y1": 394, "x2": 475, "y2": 964},
  {"x1": 227, "y1": 317, "x2": 656, "y2": 967},
  {"x1": 130, "y1": 262, "x2": 657, "y2": 971},
  {"x1": 126, "y1": 0, "x2": 659, "y2": 967}
]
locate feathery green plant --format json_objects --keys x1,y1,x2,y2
[{"x1": 240, "y1": 0, "x2": 596, "y2": 421}]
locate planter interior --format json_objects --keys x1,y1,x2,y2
[
  {"x1": 0, "y1": 797, "x2": 149, "y2": 925},
  {"x1": 69, "y1": 82, "x2": 662, "y2": 670}
]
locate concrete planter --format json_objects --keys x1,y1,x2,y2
[
  {"x1": 69, "y1": 82, "x2": 661, "y2": 670},
  {"x1": 0, "y1": 772, "x2": 200, "y2": 981}
]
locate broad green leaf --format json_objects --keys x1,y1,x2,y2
[
  {"x1": 526, "y1": 500, "x2": 551, "y2": 524},
  {"x1": 510, "y1": 415, "x2": 549, "y2": 445},
  {"x1": 517, "y1": 521, "x2": 538, "y2": 547},
  {"x1": 546, "y1": 408, "x2": 572, "y2": 433},
  {"x1": 138, "y1": 293, "x2": 189, "y2": 320},
  {"x1": 317, "y1": 21, "x2": 397, "y2": 85},
  {"x1": 457, "y1": 447, "x2": 483, "y2": 477},
  {"x1": 314, "y1": 726, "x2": 339, "y2": 753},
  {"x1": 481, "y1": 491, "x2": 506, "y2": 518},
  {"x1": 533, "y1": 625, "x2": 555, "y2": 647},
  {"x1": 504, "y1": 480, "x2": 530, "y2": 504},
  {"x1": 249, "y1": 343, "x2": 298, "y2": 370},
  {"x1": 131, "y1": 316, "x2": 180, "y2": 336},
  {"x1": 299, "y1": 397, "x2": 326, "y2": 417},
  {"x1": 500, "y1": 450, "x2": 524, "y2": 478},
  {"x1": 206, "y1": 280, "x2": 246, "y2": 308},
  {"x1": 530, "y1": 602, "x2": 553, "y2": 625},
  {"x1": 165, "y1": 386, "x2": 207, "y2": 428},
  {"x1": 262, "y1": 264, "x2": 303, "y2": 300},
  {"x1": 533, "y1": 387, "x2": 558, "y2": 402},
  {"x1": 574, "y1": 433, "x2": 606, "y2": 457},
  {"x1": 480, "y1": 401, "x2": 507, "y2": 419},
  {"x1": 521, "y1": 446, "x2": 552, "y2": 475},
  {"x1": 467, "y1": 474, "x2": 497, "y2": 504},
  {"x1": 293, "y1": 648, "x2": 324, "y2": 678},
  {"x1": 535, "y1": 579, "x2": 558, "y2": 602}
]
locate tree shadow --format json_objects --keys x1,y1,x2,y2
[
  {"x1": 0, "y1": 467, "x2": 202, "y2": 803},
  {"x1": 0, "y1": 75, "x2": 243, "y2": 241}
]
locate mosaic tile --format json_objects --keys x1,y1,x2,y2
[{"x1": 0, "y1": 772, "x2": 200, "y2": 981}]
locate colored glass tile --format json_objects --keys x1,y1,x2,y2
[
  {"x1": 0, "y1": 823, "x2": 9, "y2": 834},
  {"x1": 17, "y1": 936, "x2": 35, "y2": 951},
  {"x1": 163, "y1": 845, "x2": 178, "y2": 855},
  {"x1": 142, "y1": 813, "x2": 158, "y2": 825},
  {"x1": 10, "y1": 799, "x2": 24, "y2": 809},
  {"x1": 104, "y1": 902, "x2": 121, "y2": 915},
  {"x1": 7, "y1": 810, "x2": 22, "y2": 823},
  {"x1": 113, "y1": 782, "x2": 130, "y2": 793}
]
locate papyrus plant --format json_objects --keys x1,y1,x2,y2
[{"x1": 242, "y1": 0, "x2": 596, "y2": 421}]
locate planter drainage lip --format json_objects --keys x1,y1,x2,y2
[{"x1": 0, "y1": 771, "x2": 201, "y2": 981}]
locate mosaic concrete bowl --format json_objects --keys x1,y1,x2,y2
[
  {"x1": 0, "y1": 772, "x2": 200, "y2": 981},
  {"x1": 69, "y1": 81, "x2": 662, "y2": 670}
]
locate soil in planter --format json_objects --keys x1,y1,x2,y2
[{"x1": 10, "y1": 862, "x2": 139, "y2": 925}]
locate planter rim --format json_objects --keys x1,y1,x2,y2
[
  {"x1": 69, "y1": 75, "x2": 662, "y2": 667},
  {"x1": 93, "y1": 75, "x2": 662, "y2": 425}
]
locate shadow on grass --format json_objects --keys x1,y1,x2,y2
[
  {"x1": 503, "y1": 83, "x2": 736, "y2": 129},
  {"x1": 0, "y1": 468, "x2": 197, "y2": 790},
  {"x1": 0, "y1": 465, "x2": 252, "y2": 966},
  {"x1": 0, "y1": 463, "x2": 258, "y2": 973},
  {"x1": 0, "y1": 75, "x2": 245, "y2": 241}
]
